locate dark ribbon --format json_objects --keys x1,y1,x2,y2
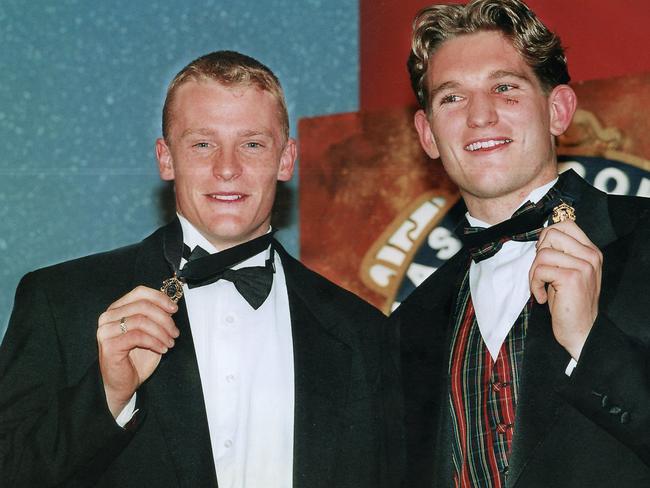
[
  {"x1": 459, "y1": 185, "x2": 575, "y2": 263},
  {"x1": 179, "y1": 235, "x2": 276, "y2": 310},
  {"x1": 161, "y1": 221, "x2": 276, "y2": 310}
]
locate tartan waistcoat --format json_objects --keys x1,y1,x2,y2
[{"x1": 448, "y1": 270, "x2": 533, "y2": 487}]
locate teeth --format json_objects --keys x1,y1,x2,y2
[
  {"x1": 211, "y1": 194, "x2": 242, "y2": 201},
  {"x1": 465, "y1": 139, "x2": 512, "y2": 151}
]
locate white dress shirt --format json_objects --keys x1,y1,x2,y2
[
  {"x1": 179, "y1": 215, "x2": 295, "y2": 488},
  {"x1": 468, "y1": 179, "x2": 557, "y2": 361}
]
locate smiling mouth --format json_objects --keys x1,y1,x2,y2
[
  {"x1": 464, "y1": 138, "x2": 513, "y2": 152},
  {"x1": 208, "y1": 193, "x2": 245, "y2": 202}
]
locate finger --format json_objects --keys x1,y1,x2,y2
[
  {"x1": 529, "y1": 247, "x2": 575, "y2": 304},
  {"x1": 529, "y1": 264, "x2": 568, "y2": 305},
  {"x1": 532, "y1": 246, "x2": 596, "y2": 273},
  {"x1": 107, "y1": 285, "x2": 178, "y2": 314},
  {"x1": 99, "y1": 300, "x2": 179, "y2": 338},
  {"x1": 100, "y1": 327, "x2": 170, "y2": 357},
  {"x1": 529, "y1": 270, "x2": 548, "y2": 305},
  {"x1": 530, "y1": 257, "x2": 589, "y2": 296},
  {"x1": 98, "y1": 315, "x2": 176, "y2": 348},
  {"x1": 538, "y1": 220, "x2": 592, "y2": 248},
  {"x1": 536, "y1": 227, "x2": 602, "y2": 268}
]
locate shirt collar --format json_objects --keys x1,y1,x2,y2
[
  {"x1": 465, "y1": 177, "x2": 558, "y2": 229},
  {"x1": 177, "y1": 213, "x2": 272, "y2": 267}
]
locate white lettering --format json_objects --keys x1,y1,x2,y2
[
  {"x1": 406, "y1": 262, "x2": 437, "y2": 287},
  {"x1": 637, "y1": 177, "x2": 650, "y2": 198},
  {"x1": 428, "y1": 227, "x2": 462, "y2": 260},
  {"x1": 408, "y1": 201, "x2": 440, "y2": 241},
  {"x1": 432, "y1": 197, "x2": 446, "y2": 208},
  {"x1": 388, "y1": 222, "x2": 415, "y2": 252},
  {"x1": 376, "y1": 246, "x2": 406, "y2": 266},
  {"x1": 594, "y1": 167, "x2": 630, "y2": 195},
  {"x1": 369, "y1": 264, "x2": 397, "y2": 288}
]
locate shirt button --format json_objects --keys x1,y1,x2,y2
[
  {"x1": 226, "y1": 374, "x2": 236, "y2": 383},
  {"x1": 225, "y1": 314, "x2": 235, "y2": 324},
  {"x1": 491, "y1": 381, "x2": 510, "y2": 392},
  {"x1": 496, "y1": 423, "x2": 512, "y2": 434},
  {"x1": 224, "y1": 439, "x2": 232, "y2": 448}
]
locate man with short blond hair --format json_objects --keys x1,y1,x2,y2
[{"x1": 0, "y1": 50, "x2": 394, "y2": 488}]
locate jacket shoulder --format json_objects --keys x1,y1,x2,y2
[
  {"x1": 24, "y1": 241, "x2": 142, "y2": 290},
  {"x1": 16, "y1": 225, "x2": 167, "y2": 310},
  {"x1": 276, "y1": 243, "x2": 385, "y2": 323},
  {"x1": 291, "y1": 256, "x2": 383, "y2": 314},
  {"x1": 604, "y1": 193, "x2": 650, "y2": 242}
]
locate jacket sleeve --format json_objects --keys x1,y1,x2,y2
[
  {"x1": 0, "y1": 272, "x2": 134, "y2": 487},
  {"x1": 560, "y1": 312, "x2": 650, "y2": 466},
  {"x1": 559, "y1": 208, "x2": 650, "y2": 467}
]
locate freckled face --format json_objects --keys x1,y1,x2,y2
[
  {"x1": 414, "y1": 31, "x2": 567, "y2": 213},
  {"x1": 156, "y1": 80, "x2": 295, "y2": 250}
]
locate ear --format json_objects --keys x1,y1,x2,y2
[
  {"x1": 277, "y1": 138, "x2": 297, "y2": 182},
  {"x1": 413, "y1": 109, "x2": 440, "y2": 160},
  {"x1": 156, "y1": 137, "x2": 175, "y2": 181},
  {"x1": 548, "y1": 85, "x2": 577, "y2": 136}
]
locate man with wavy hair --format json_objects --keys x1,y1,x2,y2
[{"x1": 394, "y1": 1, "x2": 650, "y2": 486}]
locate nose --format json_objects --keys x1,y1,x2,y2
[
  {"x1": 212, "y1": 147, "x2": 242, "y2": 181},
  {"x1": 466, "y1": 93, "x2": 498, "y2": 128}
]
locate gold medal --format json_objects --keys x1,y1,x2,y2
[
  {"x1": 551, "y1": 202, "x2": 576, "y2": 223},
  {"x1": 161, "y1": 274, "x2": 184, "y2": 303}
]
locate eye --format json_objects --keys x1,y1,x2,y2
[
  {"x1": 494, "y1": 83, "x2": 516, "y2": 94},
  {"x1": 244, "y1": 141, "x2": 263, "y2": 149},
  {"x1": 440, "y1": 94, "x2": 462, "y2": 105},
  {"x1": 193, "y1": 142, "x2": 210, "y2": 148}
]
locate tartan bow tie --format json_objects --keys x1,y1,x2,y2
[
  {"x1": 461, "y1": 187, "x2": 572, "y2": 263},
  {"x1": 178, "y1": 233, "x2": 276, "y2": 309}
]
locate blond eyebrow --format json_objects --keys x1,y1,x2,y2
[
  {"x1": 236, "y1": 129, "x2": 273, "y2": 139},
  {"x1": 179, "y1": 128, "x2": 274, "y2": 139},
  {"x1": 429, "y1": 80, "x2": 460, "y2": 102},
  {"x1": 488, "y1": 69, "x2": 533, "y2": 83},
  {"x1": 180, "y1": 128, "x2": 216, "y2": 138}
]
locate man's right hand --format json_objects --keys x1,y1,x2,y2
[{"x1": 97, "y1": 286, "x2": 179, "y2": 418}]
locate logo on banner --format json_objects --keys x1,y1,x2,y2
[{"x1": 360, "y1": 110, "x2": 650, "y2": 314}]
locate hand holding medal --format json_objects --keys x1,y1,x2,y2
[
  {"x1": 96, "y1": 286, "x2": 180, "y2": 418},
  {"x1": 529, "y1": 205, "x2": 603, "y2": 360}
]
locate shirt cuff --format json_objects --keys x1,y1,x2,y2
[
  {"x1": 565, "y1": 358, "x2": 578, "y2": 377},
  {"x1": 115, "y1": 393, "x2": 138, "y2": 427}
]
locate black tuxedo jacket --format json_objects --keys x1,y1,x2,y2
[
  {"x1": 394, "y1": 171, "x2": 650, "y2": 487},
  {"x1": 0, "y1": 220, "x2": 397, "y2": 488}
]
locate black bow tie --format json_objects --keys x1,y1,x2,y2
[
  {"x1": 177, "y1": 233, "x2": 276, "y2": 309},
  {"x1": 460, "y1": 187, "x2": 574, "y2": 263}
]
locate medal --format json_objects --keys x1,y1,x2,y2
[
  {"x1": 161, "y1": 274, "x2": 184, "y2": 303},
  {"x1": 551, "y1": 202, "x2": 576, "y2": 223}
]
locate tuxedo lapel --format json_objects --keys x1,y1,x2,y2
[
  {"x1": 559, "y1": 170, "x2": 618, "y2": 249},
  {"x1": 398, "y1": 250, "x2": 469, "y2": 488},
  {"x1": 506, "y1": 303, "x2": 571, "y2": 486},
  {"x1": 132, "y1": 222, "x2": 218, "y2": 487},
  {"x1": 277, "y1": 246, "x2": 354, "y2": 488},
  {"x1": 432, "y1": 253, "x2": 469, "y2": 488},
  {"x1": 507, "y1": 171, "x2": 620, "y2": 485}
]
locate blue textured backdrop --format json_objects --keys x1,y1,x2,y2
[{"x1": 0, "y1": 0, "x2": 359, "y2": 337}]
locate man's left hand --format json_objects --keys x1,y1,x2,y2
[{"x1": 529, "y1": 220, "x2": 603, "y2": 360}]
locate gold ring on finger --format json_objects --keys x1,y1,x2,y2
[{"x1": 119, "y1": 317, "x2": 128, "y2": 334}]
